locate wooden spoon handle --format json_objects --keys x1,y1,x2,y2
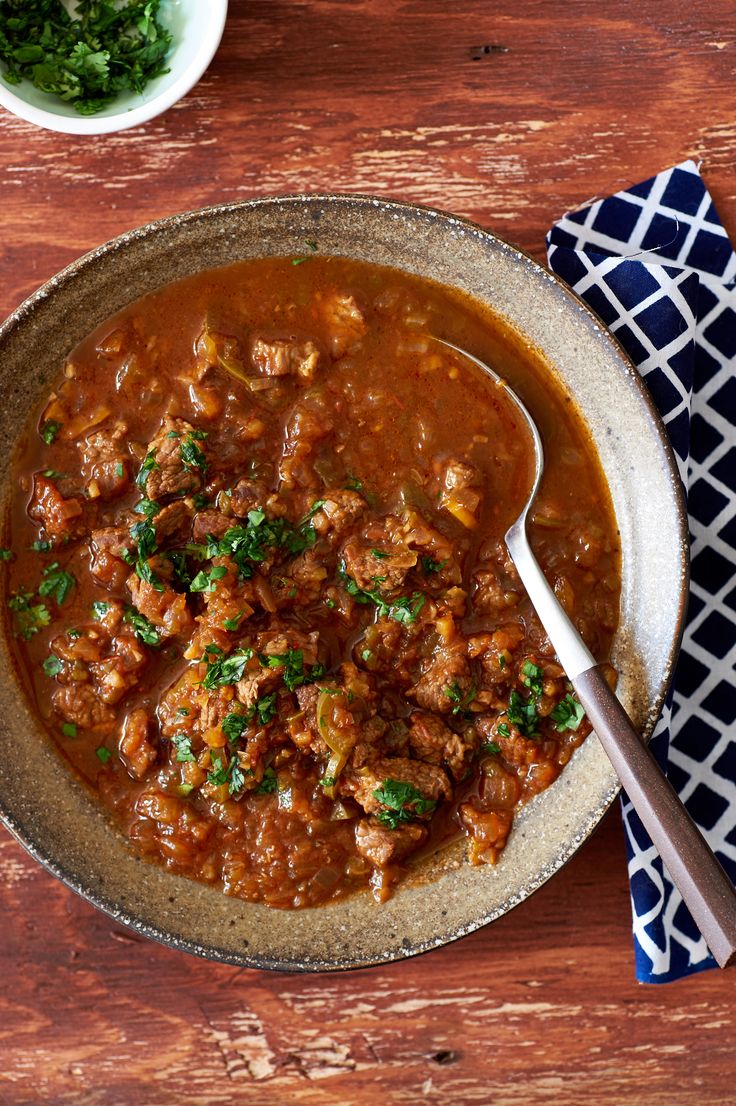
[{"x1": 575, "y1": 666, "x2": 736, "y2": 969}]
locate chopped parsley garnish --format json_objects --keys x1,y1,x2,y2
[
  {"x1": 444, "y1": 681, "x2": 477, "y2": 715},
  {"x1": 0, "y1": 549, "x2": 12, "y2": 561},
  {"x1": 8, "y1": 591, "x2": 50, "y2": 640},
  {"x1": 222, "y1": 711, "x2": 247, "y2": 744},
  {"x1": 339, "y1": 570, "x2": 425, "y2": 625},
  {"x1": 0, "y1": 1, "x2": 174, "y2": 116},
  {"x1": 421, "y1": 556, "x2": 448, "y2": 575},
  {"x1": 361, "y1": 648, "x2": 373, "y2": 661},
  {"x1": 480, "y1": 741, "x2": 501, "y2": 755},
  {"x1": 247, "y1": 692, "x2": 279, "y2": 727},
  {"x1": 39, "y1": 419, "x2": 62, "y2": 444},
  {"x1": 42, "y1": 653, "x2": 63, "y2": 677},
  {"x1": 521, "y1": 660, "x2": 544, "y2": 698},
  {"x1": 172, "y1": 733, "x2": 196, "y2": 763},
  {"x1": 320, "y1": 775, "x2": 336, "y2": 788},
  {"x1": 190, "y1": 564, "x2": 228, "y2": 593},
  {"x1": 68, "y1": 629, "x2": 81, "y2": 639},
  {"x1": 550, "y1": 693, "x2": 585, "y2": 733},
  {"x1": 201, "y1": 647, "x2": 254, "y2": 690},
  {"x1": 228, "y1": 763, "x2": 246, "y2": 795},
  {"x1": 373, "y1": 779, "x2": 437, "y2": 829},
  {"x1": 258, "y1": 648, "x2": 325, "y2": 692},
  {"x1": 497, "y1": 723, "x2": 510, "y2": 738},
  {"x1": 135, "y1": 451, "x2": 159, "y2": 488},
  {"x1": 129, "y1": 503, "x2": 163, "y2": 591},
  {"x1": 254, "y1": 766, "x2": 278, "y2": 794},
  {"x1": 30, "y1": 540, "x2": 51, "y2": 553},
  {"x1": 506, "y1": 689, "x2": 539, "y2": 738},
  {"x1": 177, "y1": 707, "x2": 189, "y2": 716},
  {"x1": 209, "y1": 509, "x2": 317, "y2": 579},
  {"x1": 370, "y1": 549, "x2": 388, "y2": 559},
  {"x1": 222, "y1": 611, "x2": 245, "y2": 631},
  {"x1": 344, "y1": 475, "x2": 363, "y2": 491},
  {"x1": 61, "y1": 722, "x2": 77, "y2": 738},
  {"x1": 207, "y1": 754, "x2": 229, "y2": 787},
  {"x1": 38, "y1": 562, "x2": 75, "y2": 605},
  {"x1": 133, "y1": 497, "x2": 160, "y2": 520},
  {"x1": 180, "y1": 431, "x2": 208, "y2": 472},
  {"x1": 96, "y1": 746, "x2": 112, "y2": 764},
  {"x1": 192, "y1": 493, "x2": 210, "y2": 510},
  {"x1": 114, "y1": 461, "x2": 124, "y2": 478},
  {"x1": 123, "y1": 607, "x2": 160, "y2": 647},
  {"x1": 91, "y1": 600, "x2": 109, "y2": 620}
]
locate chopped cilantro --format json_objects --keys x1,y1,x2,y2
[
  {"x1": 521, "y1": 660, "x2": 544, "y2": 698},
  {"x1": 339, "y1": 569, "x2": 425, "y2": 625},
  {"x1": 177, "y1": 707, "x2": 189, "y2": 716},
  {"x1": 61, "y1": 722, "x2": 77, "y2": 738},
  {"x1": 421, "y1": 556, "x2": 448, "y2": 575},
  {"x1": 201, "y1": 647, "x2": 254, "y2": 690},
  {"x1": 444, "y1": 681, "x2": 477, "y2": 715},
  {"x1": 133, "y1": 497, "x2": 159, "y2": 520},
  {"x1": 114, "y1": 461, "x2": 124, "y2": 478},
  {"x1": 38, "y1": 562, "x2": 75, "y2": 605},
  {"x1": 258, "y1": 648, "x2": 325, "y2": 692},
  {"x1": 324, "y1": 598, "x2": 336, "y2": 609},
  {"x1": 254, "y1": 766, "x2": 277, "y2": 794},
  {"x1": 135, "y1": 451, "x2": 159, "y2": 489},
  {"x1": 30, "y1": 540, "x2": 51, "y2": 553},
  {"x1": 96, "y1": 746, "x2": 112, "y2": 764},
  {"x1": 67, "y1": 629, "x2": 81, "y2": 639},
  {"x1": 497, "y1": 722, "x2": 510, "y2": 738},
  {"x1": 180, "y1": 431, "x2": 208, "y2": 472},
  {"x1": 123, "y1": 607, "x2": 160, "y2": 647},
  {"x1": 320, "y1": 775, "x2": 336, "y2": 788},
  {"x1": 91, "y1": 600, "x2": 109, "y2": 620},
  {"x1": 8, "y1": 591, "x2": 50, "y2": 639},
  {"x1": 207, "y1": 753, "x2": 229, "y2": 787},
  {"x1": 499, "y1": 655, "x2": 506, "y2": 670},
  {"x1": 222, "y1": 712, "x2": 247, "y2": 744},
  {"x1": 42, "y1": 654, "x2": 63, "y2": 677},
  {"x1": 178, "y1": 782, "x2": 195, "y2": 797},
  {"x1": 190, "y1": 564, "x2": 228, "y2": 593},
  {"x1": 222, "y1": 611, "x2": 245, "y2": 631},
  {"x1": 550, "y1": 693, "x2": 585, "y2": 733},
  {"x1": 344, "y1": 475, "x2": 363, "y2": 491},
  {"x1": 480, "y1": 741, "x2": 501, "y2": 755},
  {"x1": 0, "y1": 549, "x2": 12, "y2": 561},
  {"x1": 373, "y1": 779, "x2": 437, "y2": 829},
  {"x1": 370, "y1": 549, "x2": 388, "y2": 559},
  {"x1": 361, "y1": 648, "x2": 373, "y2": 661},
  {"x1": 506, "y1": 689, "x2": 539, "y2": 738},
  {"x1": 246, "y1": 692, "x2": 278, "y2": 727},
  {"x1": 228, "y1": 762, "x2": 246, "y2": 795},
  {"x1": 0, "y1": 1, "x2": 174, "y2": 116},
  {"x1": 172, "y1": 733, "x2": 196, "y2": 763},
  {"x1": 40, "y1": 419, "x2": 62, "y2": 445}
]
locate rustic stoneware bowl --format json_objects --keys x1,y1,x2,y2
[{"x1": 0, "y1": 195, "x2": 688, "y2": 970}]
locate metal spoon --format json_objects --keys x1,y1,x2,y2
[{"x1": 437, "y1": 339, "x2": 736, "y2": 969}]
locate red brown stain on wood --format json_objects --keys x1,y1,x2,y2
[{"x1": 0, "y1": 1, "x2": 735, "y2": 1101}]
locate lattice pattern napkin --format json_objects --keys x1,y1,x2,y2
[{"x1": 546, "y1": 160, "x2": 736, "y2": 983}]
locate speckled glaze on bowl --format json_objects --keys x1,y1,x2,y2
[{"x1": 0, "y1": 195, "x2": 688, "y2": 971}]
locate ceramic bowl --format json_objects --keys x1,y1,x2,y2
[
  {"x1": 0, "y1": 195, "x2": 688, "y2": 970},
  {"x1": 0, "y1": 0, "x2": 228, "y2": 136}
]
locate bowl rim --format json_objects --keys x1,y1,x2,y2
[
  {"x1": 0, "y1": 0, "x2": 228, "y2": 136},
  {"x1": 0, "y1": 192, "x2": 690, "y2": 970}
]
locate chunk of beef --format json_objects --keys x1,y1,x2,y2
[
  {"x1": 322, "y1": 292, "x2": 367, "y2": 357},
  {"x1": 227, "y1": 478, "x2": 270, "y2": 519},
  {"x1": 28, "y1": 475, "x2": 83, "y2": 542},
  {"x1": 467, "y1": 624, "x2": 525, "y2": 689},
  {"x1": 342, "y1": 757, "x2": 451, "y2": 815},
  {"x1": 119, "y1": 708, "x2": 157, "y2": 780},
  {"x1": 127, "y1": 565, "x2": 192, "y2": 640},
  {"x1": 355, "y1": 817, "x2": 427, "y2": 867},
  {"x1": 191, "y1": 510, "x2": 231, "y2": 543},
  {"x1": 159, "y1": 667, "x2": 237, "y2": 742},
  {"x1": 90, "y1": 631, "x2": 147, "y2": 705},
  {"x1": 291, "y1": 684, "x2": 329, "y2": 757},
  {"x1": 251, "y1": 337, "x2": 320, "y2": 381},
  {"x1": 153, "y1": 500, "x2": 193, "y2": 544},
  {"x1": 79, "y1": 422, "x2": 129, "y2": 499},
  {"x1": 472, "y1": 542, "x2": 522, "y2": 615},
  {"x1": 475, "y1": 715, "x2": 542, "y2": 768},
  {"x1": 187, "y1": 557, "x2": 255, "y2": 657},
  {"x1": 310, "y1": 488, "x2": 366, "y2": 542},
  {"x1": 402, "y1": 512, "x2": 462, "y2": 587},
  {"x1": 89, "y1": 526, "x2": 135, "y2": 590},
  {"x1": 408, "y1": 638, "x2": 473, "y2": 715},
  {"x1": 408, "y1": 711, "x2": 475, "y2": 780},
  {"x1": 341, "y1": 516, "x2": 417, "y2": 597},
  {"x1": 143, "y1": 416, "x2": 205, "y2": 500},
  {"x1": 272, "y1": 548, "x2": 327, "y2": 608},
  {"x1": 53, "y1": 684, "x2": 115, "y2": 730}
]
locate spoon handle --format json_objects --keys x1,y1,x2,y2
[
  {"x1": 507, "y1": 525, "x2": 736, "y2": 968},
  {"x1": 575, "y1": 666, "x2": 736, "y2": 969}
]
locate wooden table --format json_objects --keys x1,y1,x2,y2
[{"x1": 1, "y1": 2, "x2": 735, "y2": 1101}]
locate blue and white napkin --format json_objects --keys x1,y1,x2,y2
[{"x1": 547, "y1": 160, "x2": 736, "y2": 983}]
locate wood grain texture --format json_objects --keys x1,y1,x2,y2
[{"x1": 1, "y1": 1, "x2": 735, "y2": 1101}]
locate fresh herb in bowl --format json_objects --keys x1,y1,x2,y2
[{"x1": 0, "y1": 0, "x2": 173, "y2": 115}]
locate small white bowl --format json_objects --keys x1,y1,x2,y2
[{"x1": 0, "y1": 0, "x2": 228, "y2": 135}]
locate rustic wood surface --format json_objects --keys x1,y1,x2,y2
[{"x1": 1, "y1": 1, "x2": 735, "y2": 1102}]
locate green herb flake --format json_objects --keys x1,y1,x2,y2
[
  {"x1": 91, "y1": 600, "x2": 109, "y2": 620},
  {"x1": 222, "y1": 611, "x2": 245, "y2": 632},
  {"x1": 506, "y1": 689, "x2": 540, "y2": 739},
  {"x1": 38, "y1": 562, "x2": 75, "y2": 605},
  {"x1": 201, "y1": 647, "x2": 254, "y2": 690},
  {"x1": 373, "y1": 779, "x2": 437, "y2": 829},
  {"x1": 344, "y1": 475, "x2": 363, "y2": 491},
  {"x1": 480, "y1": 741, "x2": 501, "y2": 755},
  {"x1": 172, "y1": 733, "x2": 196, "y2": 763},
  {"x1": 222, "y1": 712, "x2": 247, "y2": 744},
  {"x1": 497, "y1": 723, "x2": 510, "y2": 738},
  {"x1": 61, "y1": 722, "x2": 77, "y2": 738},
  {"x1": 96, "y1": 746, "x2": 112, "y2": 764},
  {"x1": 40, "y1": 419, "x2": 62, "y2": 445},
  {"x1": 123, "y1": 606, "x2": 160, "y2": 647},
  {"x1": 42, "y1": 653, "x2": 63, "y2": 677},
  {"x1": 190, "y1": 564, "x2": 228, "y2": 593},
  {"x1": 254, "y1": 766, "x2": 277, "y2": 794},
  {"x1": 521, "y1": 660, "x2": 544, "y2": 698},
  {"x1": 0, "y1": 548, "x2": 12, "y2": 561},
  {"x1": 135, "y1": 451, "x2": 160, "y2": 489},
  {"x1": 361, "y1": 648, "x2": 373, "y2": 662},
  {"x1": 339, "y1": 569, "x2": 425, "y2": 625},
  {"x1": 30, "y1": 540, "x2": 51, "y2": 553},
  {"x1": 180, "y1": 431, "x2": 208, "y2": 472},
  {"x1": 421, "y1": 556, "x2": 448, "y2": 575},
  {"x1": 370, "y1": 549, "x2": 388, "y2": 559},
  {"x1": 8, "y1": 591, "x2": 51, "y2": 640},
  {"x1": 320, "y1": 775, "x2": 336, "y2": 789},
  {"x1": 114, "y1": 461, "x2": 124, "y2": 478},
  {"x1": 444, "y1": 681, "x2": 477, "y2": 716},
  {"x1": 550, "y1": 693, "x2": 585, "y2": 733}
]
